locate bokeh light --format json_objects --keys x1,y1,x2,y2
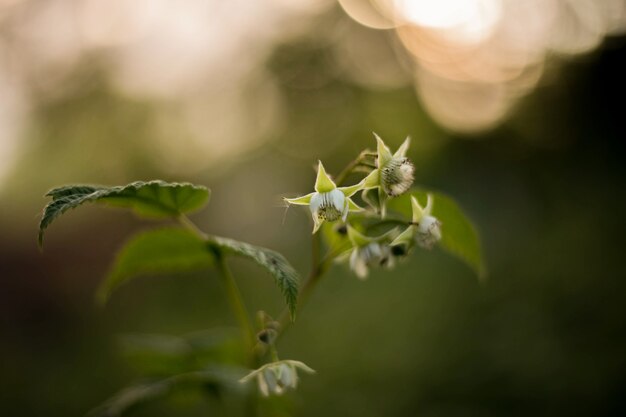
[
  {"x1": 339, "y1": 0, "x2": 626, "y2": 133},
  {"x1": 0, "y1": 0, "x2": 334, "y2": 190},
  {"x1": 0, "y1": 0, "x2": 624, "y2": 190}
]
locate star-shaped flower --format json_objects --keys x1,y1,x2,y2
[
  {"x1": 339, "y1": 226, "x2": 399, "y2": 279},
  {"x1": 363, "y1": 133, "x2": 415, "y2": 217},
  {"x1": 239, "y1": 360, "x2": 315, "y2": 397},
  {"x1": 284, "y1": 161, "x2": 364, "y2": 233},
  {"x1": 391, "y1": 194, "x2": 442, "y2": 252}
]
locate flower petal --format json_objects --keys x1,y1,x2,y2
[
  {"x1": 239, "y1": 366, "x2": 264, "y2": 383},
  {"x1": 362, "y1": 169, "x2": 380, "y2": 189},
  {"x1": 411, "y1": 195, "x2": 425, "y2": 223},
  {"x1": 309, "y1": 192, "x2": 323, "y2": 214},
  {"x1": 329, "y1": 189, "x2": 346, "y2": 212},
  {"x1": 347, "y1": 198, "x2": 363, "y2": 212},
  {"x1": 314, "y1": 161, "x2": 337, "y2": 193},
  {"x1": 289, "y1": 364, "x2": 300, "y2": 388},
  {"x1": 374, "y1": 133, "x2": 393, "y2": 167},
  {"x1": 278, "y1": 364, "x2": 296, "y2": 388},
  {"x1": 368, "y1": 242, "x2": 382, "y2": 258},
  {"x1": 393, "y1": 136, "x2": 411, "y2": 158},
  {"x1": 312, "y1": 216, "x2": 324, "y2": 234},
  {"x1": 284, "y1": 192, "x2": 315, "y2": 206},
  {"x1": 263, "y1": 369, "x2": 278, "y2": 394},
  {"x1": 339, "y1": 179, "x2": 365, "y2": 197},
  {"x1": 285, "y1": 360, "x2": 316, "y2": 374},
  {"x1": 349, "y1": 248, "x2": 358, "y2": 267},
  {"x1": 390, "y1": 225, "x2": 416, "y2": 247},
  {"x1": 424, "y1": 193, "x2": 434, "y2": 215},
  {"x1": 347, "y1": 226, "x2": 373, "y2": 247},
  {"x1": 353, "y1": 254, "x2": 369, "y2": 279},
  {"x1": 257, "y1": 373, "x2": 269, "y2": 397}
]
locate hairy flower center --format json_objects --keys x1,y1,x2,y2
[
  {"x1": 381, "y1": 157, "x2": 415, "y2": 197},
  {"x1": 311, "y1": 190, "x2": 345, "y2": 222},
  {"x1": 317, "y1": 205, "x2": 341, "y2": 221}
]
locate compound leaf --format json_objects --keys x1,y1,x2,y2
[{"x1": 39, "y1": 180, "x2": 210, "y2": 246}]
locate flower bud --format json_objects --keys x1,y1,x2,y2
[
  {"x1": 380, "y1": 157, "x2": 415, "y2": 197},
  {"x1": 343, "y1": 226, "x2": 399, "y2": 279},
  {"x1": 361, "y1": 134, "x2": 414, "y2": 217},
  {"x1": 240, "y1": 360, "x2": 315, "y2": 397},
  {"x1": 390, "y1": 194, "x2": 442, "y2": 253},
  {"x1": 416, "y1": 215, "x2": 442, "y2": 249}
]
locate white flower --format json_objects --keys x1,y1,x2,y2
[
  {"x1": 391, "y1": 194, "x2": 442, "y2": 251},
  {"x1": 239, "y1": 360, "x2": 315, "y2": 397},
  {"x1": 284, "y1": 161, "x2": 364, "y2": 233},
  {"x1": 309, "y1": 188, "x2": 346, "y2": 223},
  {"x1": 416, "y1": 212, "x2": 442, "y2": 249},
  {"x1": 363, "y1": 133, "x2": 415, "y2": 217},
  {"x1": 341, "y1": 226, "x2": 398, "y2": 279}
]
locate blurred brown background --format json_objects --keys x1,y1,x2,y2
[{"x1": 1, "y1": 1, "x2": 625, "y2": 416}]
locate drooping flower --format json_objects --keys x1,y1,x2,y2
[
  {"x1": 391, "y1": 194, "x2": 442, "y2": 252},
  {"x1": 239, "y1": 360, "x2": 315, "y2": 397},
  {"x1": 341, "y1": 226, "x2": 398, "y2": 279},
  {"x1": 284, "y1": 161, "x2": 364, "y2": 233},
  {"x1": 362, "y1": 133, "x2": 415, "y2": 217}
]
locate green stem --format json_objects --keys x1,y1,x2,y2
[
  {"x1": 274, "y1": 233, "x2": 334, "y2": 341},
  {"x1": 215, "y1": 254, "x2": 256, "y2": 349},
  {"x1": 270, "y1": 345, "x2": 280, "y2": 362},
  {"x1": 334, "y1": 149, "x2": 376, "y2": 186},
  {"x1": 179, "y1": 215, "x2": 255, "y2": 349},
  {"x1": 365, "y1": 218, "x2": 411, "y2": 232},
  {"x1": 178, "y1": 214, "x2": 208, "y2": 239}
]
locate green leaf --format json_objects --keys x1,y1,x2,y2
[
  {"x1": 39, "y1": 180, "x2": 210, "y2": 246},
  {"x1": 45, "y1": 184, "x2": 104, "y2": 199},
  {"x1": 86, "y1": 366, "x2": 246, "y2": 417},
  {"x1": 388, "y1": 190, "x2": 486, "y2": 279},
  {"x1": 98, "y1": 228, "x2": 214, "y2": 304},
  {"x1": 207, "y1": 237, "x2": 299, "y2": 321}
]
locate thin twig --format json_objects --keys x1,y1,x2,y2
[
  {"x1": 333, "y1": 149, "x2": 376, "y2": 186},
  {"x1": 215, "y1": 254, "x2": 256, "y2": 350},
  {"x1": 179, "y1": 215, "x2": 255, "y2": 351}
]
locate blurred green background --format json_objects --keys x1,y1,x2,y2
[{"x1": 1, "y1": 1, "x2": 625, "y2": 416}]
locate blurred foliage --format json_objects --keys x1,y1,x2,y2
[
  {"x1": 388, "y1": 190, "x2": 485, "y2": 279},
  {"x1": 98, "y1": 228, "x2": 214, "y2": 304}
]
